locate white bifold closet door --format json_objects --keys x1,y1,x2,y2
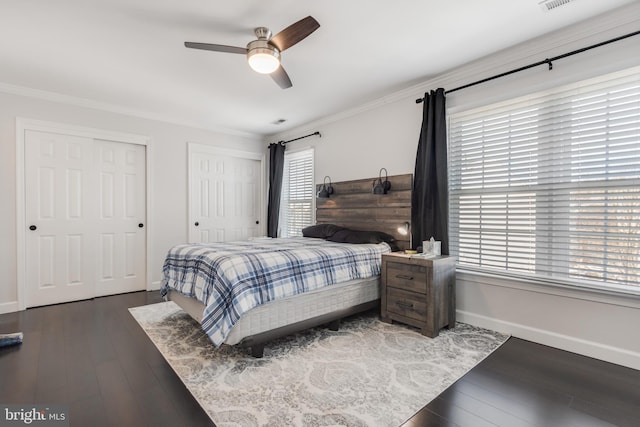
[
  {"x1": 24, "y1": 130, "x2": 146, "y2": 307},
  {"x1": 94, "y1": 139, "x2": 146, "y2": 297},
  {"x1": 189, "y1": 147, "x2": 262, "y2": 243}
]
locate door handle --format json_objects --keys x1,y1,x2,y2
[
  {"x1": 138, "y1": 223, "x2": 144, "y2": 228},
  {"x1": 29, "y1": 225, "x2": 37, "y2": 231},
  {"x1": 256, "y1": 220, "x2": 259, "y2": 224},
  {"x1": 194, "y1": 222, "x2": 199, "y2": 227}
]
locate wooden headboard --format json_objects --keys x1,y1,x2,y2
[{"x1": 315, "y1": 174, "x2": 412, "y2": 250}]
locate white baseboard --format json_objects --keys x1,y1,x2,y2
[
  {"x1": 457, "y1": 309, "x2": 640, "y2": 371},
  {"x1": 149, "y1": 281, "x2": 162, "y2": 291},
  {"x1": 0, "y1": 301, "x2": 19, "y2": 315}
]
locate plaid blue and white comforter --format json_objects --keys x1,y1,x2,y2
[{"x1": 161, "y1": 237, "x2": 391, "y2": 346}]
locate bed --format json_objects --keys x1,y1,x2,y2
[{"x1": 162, "y1": 173, "x2": 413, "y2": 357}]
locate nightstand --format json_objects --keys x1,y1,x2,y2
[{"x1": 380, "y1": 252, "x2": 456, "y2": 338}]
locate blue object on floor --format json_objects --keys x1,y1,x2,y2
[{"x1": 0, "y1": 332, "x2": 23, "y2": 347}]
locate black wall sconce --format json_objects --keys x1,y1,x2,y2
[
  {"x1": 317, "y1": 176, "x2": 334, "y2": 198},
  {"x1": 372, "y1": 168, "x2": 391, "y2": 194}
]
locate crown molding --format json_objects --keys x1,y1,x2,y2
[{"x1": 0, "y1": 82, "x2": 258, "y2": 140}]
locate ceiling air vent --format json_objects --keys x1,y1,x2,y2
[{"x1": 538, "y1": 0, "x2": 575, "y2": 12}]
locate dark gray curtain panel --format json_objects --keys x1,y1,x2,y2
[
  {"x1": 412, "y1": 88, "x2": 449, "y2": 254},
  {"x1": 267, "y1": 142, "x2": 286, "y2": 237}
]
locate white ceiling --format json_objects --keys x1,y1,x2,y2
[{"x1": 0, "y1": 0, "x2": 636, "y2": 137}]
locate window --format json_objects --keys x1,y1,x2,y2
[
  {"x1": 449, "y1": 66, "x2": 640, "y2": 294},
  {"x1": 279, "y1": 148, "x2": 314, "y2": 237}
]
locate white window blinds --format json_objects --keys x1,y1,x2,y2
[
  {"x1": 449, "y1": 66, "x2": 640, "y2": 293},
  {"x1": 279, "y1": 148, "x2": 314, "y2": 237}
]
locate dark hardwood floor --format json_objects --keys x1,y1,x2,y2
[
  {"x1": 0, "y1": 291, "x2": 213, "y2": 427},
  {"x1": 1, "y1": 291, "x2": 638, "y2": 427},
  {"x1": 402, "y1": 331, "x2": 640, "y2": 427}
]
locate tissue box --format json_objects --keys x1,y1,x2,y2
[{"x1": 422, "y1": 240, "x2": 441, "y2": 256}]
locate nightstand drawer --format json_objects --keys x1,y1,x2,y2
[
  {"x1": 386, "y1": 287, "x2": 427, "y2": 322},
  {"x1": 386, "y1": 262, "x2": 428, "y2": 293}
]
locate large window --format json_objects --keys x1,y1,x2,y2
[
  {"x1": 279, "y1": 148, "x2": 315, "y2": 237},
  {"x1": 449, "y1": 66, "x2": 640, "y2": 294}
]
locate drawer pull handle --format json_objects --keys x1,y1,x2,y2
[
  {"x1": 396, "y1": 301, "x2": 414, "y2": 309},
  {"x1": 396, "y1": 274, "x2": 414, "y2": 280}
]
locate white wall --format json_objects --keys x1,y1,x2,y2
[
  {"x1": 0, "y1": 91, "x2": 263, "y2": 312},
  {"x1": 269, "y1": 3, "x2": 640, "y2": 369}
]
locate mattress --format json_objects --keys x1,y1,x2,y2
[
  {"x1": 168, "y1": 275, "x2": 380, "y2": 345},
  {"x1": 161, "y1": 237, "x2": 390, "y2": 346}
]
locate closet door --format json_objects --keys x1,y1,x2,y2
[
  {"x1": 24, "y1": 130, "x2": 96, "y2": 307},
  {"x1": 24, "y1": 132, "x2": 147, "y2": 307},
  {"x1": 94, "y1": 140, "x2": 147, "y2": 297},
  {"x1": 189, "y1": 146, "x2": 262, "y2": 243}
]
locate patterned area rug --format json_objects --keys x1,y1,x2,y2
[{"x1": 130, "y1": 302, "x2": 508, "y2": 427}]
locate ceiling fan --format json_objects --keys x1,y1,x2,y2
[{"x1": 185, "y1": 16, "x2": 320, "y2": 89}]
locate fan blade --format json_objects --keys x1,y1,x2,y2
[
  {"x1": 184, "y1": 42, "x2": 247, "y2": 54},
  {"x1": 269, "y1": 16, "x2": 320, "y2": 52},
  {"x1": 271, "y1": 65, "x2": 293, "y2": 89}
]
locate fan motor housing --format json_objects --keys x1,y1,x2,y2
[{"x1": 247, "y1": 39, "x2": 279, "y2": 56}]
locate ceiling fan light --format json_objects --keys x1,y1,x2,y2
[{"x1": 247, "y1": 48, "x2": 280, "y2": 74}]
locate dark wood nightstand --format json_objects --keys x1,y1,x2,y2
[{"x1": 380, "y1": 252, "x2": 456, "y2": 337}]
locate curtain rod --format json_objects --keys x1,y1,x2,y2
[
  {"x1": 269, "y1": 131, "x2": 321, "y2": 147},
  {"x1": 415, "y1": 29, "x2": 640, "y2": 103}
]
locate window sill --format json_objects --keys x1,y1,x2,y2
[{"x1": 456, "y1": 268, "x2": 640, "y2": 310}]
